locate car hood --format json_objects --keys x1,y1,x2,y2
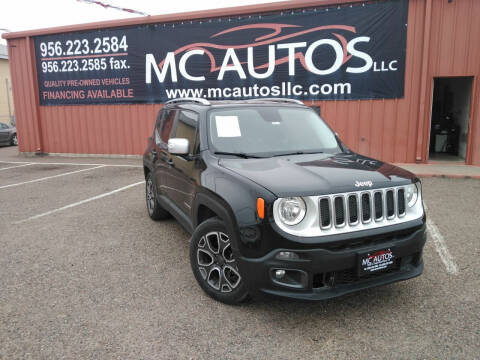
[{"x1": 218, "y1": 153, "x2": 417, "y2": 197}]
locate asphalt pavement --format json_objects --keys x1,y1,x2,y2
[{"x1": 0, "y1": 146, "x2": 478, "y2": 359}]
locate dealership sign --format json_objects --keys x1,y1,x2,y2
[{"x1": 34, "y1": 0, "x2": 408, "y2": 105}]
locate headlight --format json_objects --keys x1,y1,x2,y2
[
  {"x1": 277, "y1": 197, "x2": 306, "y2": 226},
  {"x1": 405, "y1": 183, "x2": 419, "y2": 207}
]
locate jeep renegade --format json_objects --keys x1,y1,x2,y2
[{"x1": 143, "y1": 98, "x2": 426, "y2": 304}]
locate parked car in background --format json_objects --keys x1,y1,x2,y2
[{"x1": 0, "y1": 123, "x2": 17, "y2": 146}]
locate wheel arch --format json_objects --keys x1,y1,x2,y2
[
  {"x1": 196, "y1": 204, "x2": 218, "y2": 226},
  {"x1": 193, "y1": 189, "x2": 237, "y2": 230},
  {"x1": 143, "y1": 164, "x2": 151, "y2": 179}
]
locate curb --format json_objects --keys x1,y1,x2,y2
[
  {"x1": 415, "y1": 173, "x2": 480, "y2": 180},
  {"x1": 396, "y1": 163, "x2": 480, "y2": 180},
  {"x1": 18, "y1": 151, "x2": 143, "y2": 160}
]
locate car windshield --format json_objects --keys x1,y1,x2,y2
[{"x1": 208, "y1": 106, "x2": 341, "y2": 157}]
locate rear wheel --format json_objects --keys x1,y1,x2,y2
[
  {"x1": 190, "y1": 217, "x2": 248, "y2": 304},
  {"x1": 145, "y1": 172, "x2": 170, "y2": 220},
  {"x1": 10, "y1": 134, "x2": 17, "y2": 146}
]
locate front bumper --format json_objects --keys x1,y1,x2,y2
[{"x1": 237, "y1": 224, "x2": 426, "y2": 300}]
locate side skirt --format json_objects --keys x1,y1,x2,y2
[{"x1": 157, "y1": 194, "x2": 194, "y2": 234}]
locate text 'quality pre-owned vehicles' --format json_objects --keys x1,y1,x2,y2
[{"x1": 143, "y1": 98, "x2": 426, "y2": 304}]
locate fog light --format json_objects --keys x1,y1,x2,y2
[
  {"x1": 276, "y1": 251, "x2": 300, "y2": 260},
  {"x1": 271, "y1": 268, "x2": 308, "y2": 289},
  {"x1": 275, "y1": 269, "x2": 286, "y2": 279}
]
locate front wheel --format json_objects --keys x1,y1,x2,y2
[
  {"x1": 10, "y1": 134, "x2": 17, "y2": 146},
  {"x1": 190, "y1": 217, "x2": 248, "y2": 304}
]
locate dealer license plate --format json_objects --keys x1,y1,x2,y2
[{"x1": 358, "y1": 248, "x2": 396, "y2": 276}]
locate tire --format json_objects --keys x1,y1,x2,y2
[
  {"x1": 10, "y1": 133, "x2": 17, "y2": 146},
  {"x1": 190, "y1": 217, "x2": 249, "y2": 304},
  {"x1": 145, "y1": 172, "x2": 171, "y2": 221}
]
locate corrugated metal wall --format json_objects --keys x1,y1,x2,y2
[
  {"x1": 425, "y1": 0, "x2": 480, "y2": 165},
  {"x1": 6, "y1": 0, "x2": 480, "y2": 165},
  {"x1": 8, "y1": 38, "x2": 41, "y2": 154},
  {"x1": 39, "y1": 104, "x2": 161, "y2": 155}
]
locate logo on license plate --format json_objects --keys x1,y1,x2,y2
[{"x1": 361, "y1": 249, "x2": 394, "y2": 273}]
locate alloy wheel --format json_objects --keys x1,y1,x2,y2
[
  {"x1": 197, "y1": 231, "x2": 241, "y2": 293},
  {"x1": 12, "y1": 135, "x2": 18, "y2": 146},
  {"x1": 146, "y1": 178, "x2": 156, "y2": 215}
]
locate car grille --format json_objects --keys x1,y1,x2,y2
[
  {"x1": 348, "y1": 195, "x2": 358, "y2": 223},
  {"x1": 320, "y1": 198, "x2": 330, "y2": 227},
  {"x1": 319, "y1": 187, "x2": 407, "y2": 230},
  {"x1": 272, "y1": 184, "x2": 423, "y2": 237}
]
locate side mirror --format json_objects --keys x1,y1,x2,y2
[{"x1": 168, "y1": 138, "x2": 189, "y2": 155}]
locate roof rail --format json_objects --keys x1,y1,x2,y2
[
  {"x1": 251, "y1": 98, "x2": 305, "y2": 105},
  {"x1": 164, "y1": 97, "x2": 211, "y2": 106}
]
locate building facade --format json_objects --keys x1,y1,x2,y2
[{"x1": 3, "y1": 0, "x2": 480, "y2": 165}]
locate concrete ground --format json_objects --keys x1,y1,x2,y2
[{"x1": 0, "y1": 146, "x2": 478, "y2": 359}]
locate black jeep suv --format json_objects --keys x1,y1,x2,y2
[{"x1": 143, "y1": 98, "x2": 426, "y2": 304}]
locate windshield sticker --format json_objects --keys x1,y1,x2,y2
[{"x1": 215, "y1": 116, "x2": 241, "y2": 137}]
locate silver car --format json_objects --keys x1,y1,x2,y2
[{"x1": 0, "y1": 123, "x2": 17, "y2": 146}]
